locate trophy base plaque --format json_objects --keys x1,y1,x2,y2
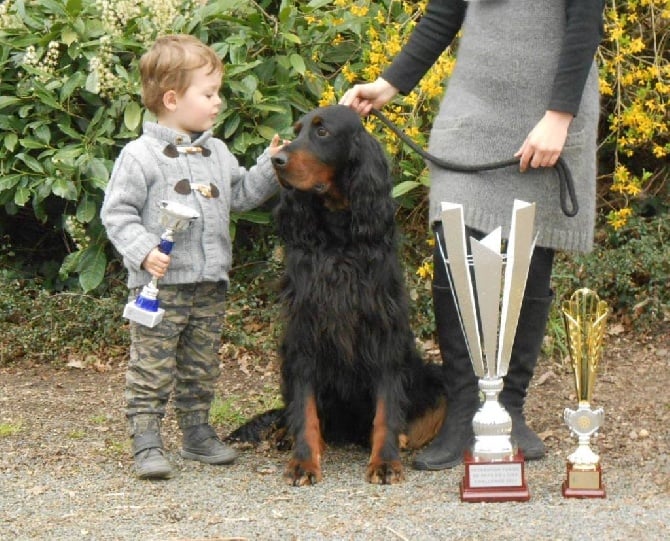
[
  {"x1": 562, "y1": 462, "x2": 606, "y2": 498},
  {"x1": 460, "y1": 451, "x2": 530, "y2": 503}
]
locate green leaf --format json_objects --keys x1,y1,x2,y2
[
  {"x1": 307, "y1": 0, "x2": 332, "y2": 8},
  {"x1": 52, "y1": 177, "x2": 79, "y2": 200},
  {"x1": 59, "y1": 250, "x2": 81, "y2": 279},
  {"x1": 0, "y1": 97, "x2": 21, "y2": 111},
  {"x1": 65, "y1": 0, "x2": 83, "y2": 16},
  {"x1": 15, "y1": 153, "x2": 44, "y2": 173},
  {"x1": 18, "y1": 138, "x2": 45, "y2": 150},
  {"x1": 78, "y1": 247, "x2": 106, "y2": 292},
  {"x1": 257, "y1": 125, "x2": 277, "y2": 140},
  {"x1": 0, "y1": 175, "x2": 21, "y2": 191},
  {"x1": 62, "y1": 28, "x2": 78, "y2": 45},
  {"x1": 223, "y1": 114, "x2": 241, "y2": 139},
  {"x1": 34, "y1": 124, "x2": 51, "y2": 145},
  {"x1": 392, "y1": 180, "x2": 422, "y2": 198},
  {"x1": 4, "y1": 134, "x2": 18, "y2": 152},
  {"x1": 14, "y1": 186, "x2": 31, "y2": 206},
  {"x1": 282, "y1": 33, "x2": 302, "y2": 45},
  {"x1": 60, "y1": 72, "x2": 86, "y2": 101},
  {"x1": 55, "y1": 122, "x2": 82, "y2": 140},
  {"x1": 86, "y1": 157, "x2": 109, "y2": 188},
  {"x1": 76, "y1": 196, "x2": 97, "y2": 223},
  {"x1": 124, "y1": 101, "x2": 142, "y2": 131},
  {"x1": 34, "y1": 88, "x2": 62, "y2": 110},
  {"x1": 289, "y1": 54, "x2": 306, "y2": 75},
  {"x1": 233, "y1": 210, "x2": 271, "y2": 225}
]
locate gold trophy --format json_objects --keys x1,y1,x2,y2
[{"x1": 561, "y1": 288, "x2": 608, "y2": 498}]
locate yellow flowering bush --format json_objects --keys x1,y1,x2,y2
[
  {"x1": 333, "y1": 1, "x2": 668, "y2": 228},
  {"x1": 599, "y1": 0, "x2": 669, "y2": 229}
]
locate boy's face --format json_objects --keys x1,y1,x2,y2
[{"x1": 160, "y1": 65, "x2": 223, "y2": 134}]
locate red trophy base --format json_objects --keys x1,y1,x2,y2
[
  {"x1": 562, "y1": 462, "x2": 606, "y2": 498},
  {"x1": 460, "y1": 451, "x2": 530, "y2": 503}
]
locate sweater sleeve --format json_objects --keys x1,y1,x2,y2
[
  {"x1": 228, "y1": 147, "x2": 279, "y2": 213},
  {"x1": 548, "y1": 0, "x2": 605, "y2": 115},
  {"x1": 100, "y1": 147, "x2": 160, "y2": 272},
  {"x1": 381, "y1": 0, "x2": 467, "y2": 94}
]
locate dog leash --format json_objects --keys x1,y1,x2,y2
[{"x1": 369, "y1": 108, "x2": 578, "y2": 217}]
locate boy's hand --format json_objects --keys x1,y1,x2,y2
[
  {"x1": 142, "y1": 247, "x2": 171, "y2": 279},
  {"x1": 268, "y1": 133, "x2": 290, "y2": 157}
]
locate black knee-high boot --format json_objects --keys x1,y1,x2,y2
[
  {"x1": 413, "y1": 234, "x2": 480, "y2": 471},
  {"x1": 413, "y1": 283, "x2": 480, "y2": 470},
  {"x1": 500, "y1": 242, "x2": 555, "y2": 460},
  {"x1": 500, "y1": 292, "x2": 553, "y2": 460}
]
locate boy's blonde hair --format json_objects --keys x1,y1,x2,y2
[{"x1": 139, "y1": 34, "x2": 224, "y2": 115}]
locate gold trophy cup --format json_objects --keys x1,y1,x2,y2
[{"x1": 561, "y1": 288, "x2": 608, "y2": 498}]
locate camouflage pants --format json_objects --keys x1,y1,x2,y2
[{"x1": 125, "y1": 281, "x2": 227, "y2": 422}]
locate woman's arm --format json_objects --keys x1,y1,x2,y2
[
  {"x1": 548, "y1": 0, "x2": 606, "y2": 115},
  {"x1": 381, "y1": 0, "x2": 467, "y2": 94}
]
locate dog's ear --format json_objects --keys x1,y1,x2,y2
[{"x1": 347, "y1": 129, "x2": 396, "y2": 245}]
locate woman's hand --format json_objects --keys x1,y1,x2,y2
[
  {"x1": 339, "y1": 77, "x2": 399, "y2": 116},
  {"x1": 515, "y1": 110, "x2": 573, "y2": 172}
]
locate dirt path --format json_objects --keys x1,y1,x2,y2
[{"x1": 1, "y1": 323, "x2": 668, "y2": 540}]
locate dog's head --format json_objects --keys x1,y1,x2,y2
[{"x1": 271, "y1": 105, "x2": 389, "y2": 211}]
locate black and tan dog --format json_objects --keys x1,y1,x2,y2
[{"x1": 230, "y1": 105, "x2": 446, "y2": 485}]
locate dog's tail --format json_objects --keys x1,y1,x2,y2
[
  {"x1": 404, "y1": 361, "x2": 448, "y2": 450},
  {"x1": 225, "y1": 408, "x2": 290, "y2": 448}
]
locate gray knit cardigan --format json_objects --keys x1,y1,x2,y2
[
  {"x1": 395, "y1": 1, "x2": 601, "y2": 254},
  {"x1": 101, "y1": 122, "x2": 278, "y2": 288}
]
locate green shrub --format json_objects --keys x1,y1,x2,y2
[
  {"x1": 0, "y1": 268, "x2": 128, "y2": 365},
  {"x1": 0, "y1": 0, "x2": 369, "y2": 291},
  {"x1": 553, "y1": 214, "x2": 670, "y2": 323}
]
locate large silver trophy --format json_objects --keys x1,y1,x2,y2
[
  {"x1": 439, "y1": 199, "x2": 536, "y2": 502},
  {"x1": 123, "y1": 200, "x2": 199, "y2": 327}
]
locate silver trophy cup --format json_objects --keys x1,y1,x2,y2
[
  {"x1": 123, "y1": 200, "x2": 200, "y2": 327},
  {"x1": 438, "y1": 200, "x2": 536, "y2": 502}
]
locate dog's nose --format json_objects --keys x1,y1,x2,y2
[{"x1": 271, "y1": 151, "x2": 289, "y2": 169}]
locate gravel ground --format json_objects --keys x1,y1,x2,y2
[
  {"x1": 2, "y1": 328, "x2": 669, "y2": 541},
  {"x1": 1, "y1": 445, "x2": 668, "y2": 541}
]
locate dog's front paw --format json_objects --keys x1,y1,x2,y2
[
  {"x1": 285, "y1": 459, "x2": 322, "y2": 486},
  {"x1": 366, "y1": 460, "x2": 405, "y2": 485}
]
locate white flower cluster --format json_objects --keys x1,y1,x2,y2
[
  {"x1": 0, "y1": 1, "x2": 19, "y2": 29},
  {"x1": 64, "y1": 216, "x2": 90, "y2": 251},
  {"x1": 42, "y1": 41, "x2": 60, "y2": 73},
  {"x1": 95, "y1": 0, "x2": 141, "y2": 36},
  {"x1": 146, "y1": 0, "x2": 187, "y2": 38},
  {"x1": 21, "y1": 41, "x2": 60, "y2": 83},
  {"x1": 88, "y1": 35, "x2": 118, "y2": 98},
  {"x1": 22, "y1": 45, "x2": 39, "y2": 67}
]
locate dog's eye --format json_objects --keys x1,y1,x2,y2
[{"x1": 316, "y1": 126, "x2": 329, "y2": 137}]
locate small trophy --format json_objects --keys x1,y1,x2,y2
[
  {"x1": 561, "y1": 288, "x2": 608, "y2": 498},
  {"x1": 439, "y1": 199, "x2": 536, "y2": 502},
  {"x1": 123, "y1": 200, "x2": 199, "y2": 327}
]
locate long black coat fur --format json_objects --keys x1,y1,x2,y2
[{"x1": 230, "y1": 106, "x2": 445, "y2": 485}]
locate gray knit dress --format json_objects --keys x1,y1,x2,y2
[{"x1": 386, "y1": 0, "x2": 601, "y2": 254}]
